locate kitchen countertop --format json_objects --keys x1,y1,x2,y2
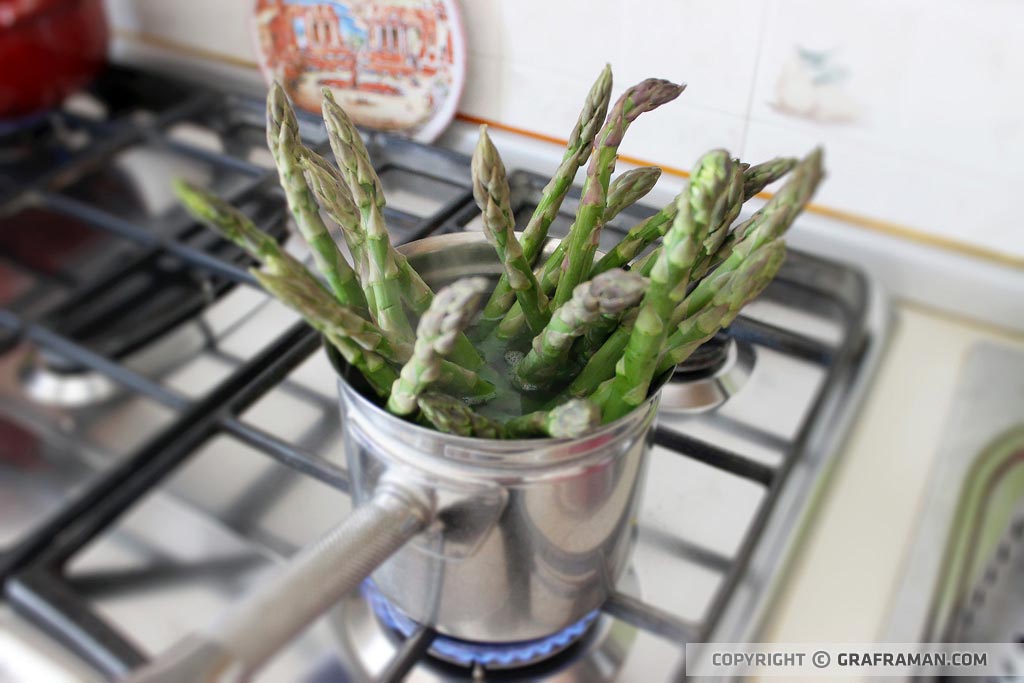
[{"x1": 760, "y1": 302, "x2": 1024, "y2": 650}]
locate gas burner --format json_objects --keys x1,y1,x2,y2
[
  {"x1": 364, "y1": 581, "x2": 598, "y2": 669},
  {"x1": 328, "y1": 573, "x2": 642, "y2": 682},
  {"x1": 659, "y1": 335, "x2": 755, "y2": 413},
  {"x1": 18, "y1": 320, "x2": 208, "y2": 408}
]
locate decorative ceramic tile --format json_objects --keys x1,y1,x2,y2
[
  {"x1": 253, "y1": 0, "x2": 466, "y2": 141},
  {"x1": 750, "y1": 0, "x2": 921, "y2": 138}
]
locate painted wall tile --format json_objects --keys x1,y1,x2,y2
[
  {"x1": 744, "y1": 120, "x2": 1022, "y2": 258},
  {"x1": 615, "y1": 0, "x2": 765, "y2": 116},
  {"x1": 496, "y1": 60, "x2": 608, "y2": 141},
  {"x1": 460, "y1": 53, "x2": 503, "y2": 120},
  {"x1": 619, "y1": 102, "x2": 747, "y2": 172},
  {"x1": 750, "y1": 0, "x2": 922, "y2": 140},
  {"x1": 106, "y1": 0, "x2": 257, "y2": 63},
  {"x1": 494, "y1": 0, "x2": 626, "y2": 82},
  {"x1": 458, "y1": 0, "x2": 503, "y2": 58}
]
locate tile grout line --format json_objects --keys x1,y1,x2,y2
[{"x1": 737, "y1": 0, "x2": 773, "y2": 158}]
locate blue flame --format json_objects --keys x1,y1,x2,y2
[{"x1": 362, "y1": 581, "x2": 599, "y2": 668}]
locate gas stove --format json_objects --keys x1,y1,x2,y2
[{"x1": 0, "y1": 67, "x2": 889, "y2": 683}]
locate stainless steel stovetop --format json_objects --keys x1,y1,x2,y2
[{"x1": 0, "y1": 67, "x2": 889, "y2": 683}]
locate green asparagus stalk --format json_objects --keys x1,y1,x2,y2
[
  {"x1": 417, "y1": 391, "x2": 504, "y2": 438},
  {"x1": 254, "y1": 267, "x2": 410, "y2": 361},
  {"x1": 682, "y1": 147, "x2": 823, "y2": 319},
  {"x1": 320, "y1": 88, "x2": 413, "y2": 340},
  {"x1": 253, "y1": 269, "x2": 399, "y2": 396},
  {"x1": 743, "y1": 156, "x2": 798, "y2": 199},
  {"x1": 300, "y1": 151, "x2": 366, "y2": 274},
  {"x1": 471, "y1": 126, "x2": 549, "y2": 334},
  {"x1": 504, "y1": 399, "x2": 601, "y2": 438},
  {"x1": 702, "y1": 162, "x2": 744, "y2": 260},
  {"x1": 656, "y1": 239, "x2": 786, "y2": 374},
  {"x1": 575, "y1": 306, "x2": 638, "y2": 363},
  {"x1": 320, "y1": 89, "x2": 482, "y2": 370},
  {"x1": 418, "y1": 392, "x2": 599, "y2": 439},
  {"x1": 267, "y1": 84, "x2": 367, "y2": 314},
  {"x1": 603, "y1": 167, "x2": 662, "y2": 223},
  {"x1": 515, "y1": 269, "x2": 645, "y2": 387},
  {"x1": 591, "y1": 201, "x2": 678, "y2": 275},
  {"x1": 592, "y1": 150, "x2": 733, "y2": 422},
  {"x1": 564, "y1": 152, "x2": 820, "y2": 401},
  {"x1": 175, "y1": 179, "x2": 282, "y2": 264},
  {"x1": 630, "y1": 161, "x2": 743, "y2": 282},
  {"x1": 387, "y1": 277, "x2": 489, "y2": 415},
  {"x1": 551, "y1": 78, "x2": 686, "y2": 310},
  {"x1": 477, "y1": 65, "x2": 613, "y2": 332}
]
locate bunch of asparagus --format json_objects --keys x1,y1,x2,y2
[{"x1": 174, "y1": 66, "x2": 823, "y2": 439}]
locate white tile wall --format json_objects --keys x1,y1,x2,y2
[{"x1": 104, "y1": 0, "x2": 1024, "y2": 262}]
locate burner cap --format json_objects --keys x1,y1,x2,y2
[
  {"x1": 659, "y1": 336, "x2": 755, "y2": 413},
  {"x1": 20, "y1": 351, "x2": 118, "y2": 407}
]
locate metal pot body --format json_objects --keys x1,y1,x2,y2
[{"x1": 337, "y1": 233, "x2": 661, "y2": 642}]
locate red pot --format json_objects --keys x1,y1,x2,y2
[{"x1": 0, "y1": 0, "x2": 109, "y2": 120}]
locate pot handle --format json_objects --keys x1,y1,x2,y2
[{"x1": 122, "y1": 482, "x2": 432, "y2": 683}]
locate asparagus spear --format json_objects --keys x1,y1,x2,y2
[
  {"x1": 320, "y1": 88, "x2": 413, "y2": 340},
  {"x1": 630, "y1": 161, "x2": 743, "y2": 282},
  {"x1": 593, "y1": 150, "x2": 733, "y2": 422},
  {"x1": 417, "y1": 391, "x2": 504, "y2": 439},
  {"x1": 253, "y1": 269, "x2": 400, "y2": 397},
  {"x1": 504, "y1": 399, "x2": 601, "y2": 438},
  {"x1": 702, "y1": 161, "x2": 744, "y2": 261},
  {"x1": 575, "y1": 306, "x2": 638, "y2": 363},
  {"x1": 591, "y1": 201, "x2": 678, "y2": 275},
  {"x1": 175, "y1": 179, "x2": 283, "y2": 264},
  {"x1": 656, "y1": 239, "x2": 785, "y2": 374},
  {"x1": 267, "y1": 84, "x2": 367, "y2": 314},
  {"x1": 477, "y1": 65, "x2": 613, "y2": 332},
  {"x1": 742, "y1": 156, "x2": 798, "y2": 199},
  {"x1": 259, "y1": 264, "x2": 491, "y2": 401},
  {"x1": 417, "y1": 392, "x2": 600, "y2": 439},
  {"x1": 387, "y1": 277, "x2": 490, "y2": 415},
  {"x1": 515, "y1": 269, "x2": 645, "y2": 387},
  {"x1": 603, "y1": 167, "x2": 662, "y2": 223},
  {"x1": 551, "y1": 78, "x2": 686, "y2": 310},
  {"x1": 681, "y1": 147, "x2": 823, "y2": 319},
  {"x1": 494, "y1": 80, "x2": 684, "y2": 341},
  {"x1": 471, "y1": 126, "x2": 549, "y2": 334},
  {"x1": 320, "y1": 88, "x2": 485, "y2": 375},
  {"x1": 300, "y1": 150, "x2": 366, "y2": 275},
  {"x1": 616, "y1": 156, "x2": 797, "y2": 281}
]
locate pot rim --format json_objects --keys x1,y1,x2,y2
[
  {"x1": 327, "y1": 340, "x2": 664, "y2": 452},
  {"x1": 324, "y1": 232, "x2": 669, "y2": 454}
]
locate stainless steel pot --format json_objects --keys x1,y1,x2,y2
[{"x1": 127, "y1": 233, "x2": 665, "y2": 683}]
